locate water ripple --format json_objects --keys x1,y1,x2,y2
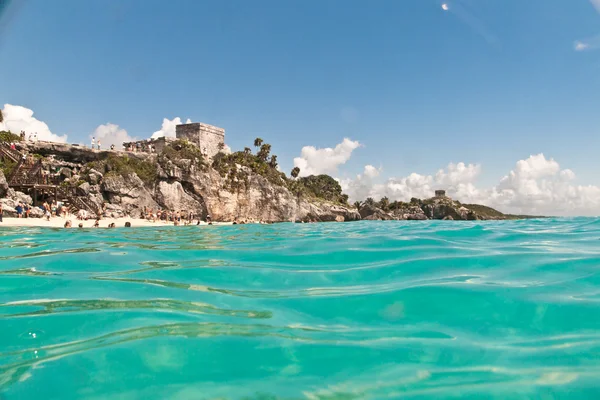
[{"x1": 1, "y1": 219, "x2": 600, "y2": 398}]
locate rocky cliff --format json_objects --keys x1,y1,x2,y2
[
  {"x1": 2, "y1": 141, "x2": 360, "y2": 222},
  {"x1": 0, "y1": 140, "x2": 528, "y2": 222}
]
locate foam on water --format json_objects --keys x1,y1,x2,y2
[{"x1": 1, "y1": 219, "x2": 600, "y2": 399}]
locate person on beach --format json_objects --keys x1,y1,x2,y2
[
  {"x1": 78, "y1": 223, "x2": 83, "y2": 228},
  {"x1": 206, "y1": 214, "x2": 212, "y2": 225},
  {"x1": 93, "y1": 219, "x2": 100, "y2": 228},
  {"x1": 97, "y1": 140, "x2": 101, "y2": 150},
  {"x1": 125, "y1": 222, "x2": 131, "y2": 227},
  {"x1": 15, "y1": 202, "x2": 23, "y2": 218},
  {"x1": 64, "y1": 220, "x2": 72, "y2": 228},
  {"x1": 91, "y1": 137, "x2": 95, "y2": 149},
  {"x1": 108, "y1": 223, "x2": 116, "y2": 228},
  {"x1": 0, "y1": 203, "x2": 3, "y2": 223}
]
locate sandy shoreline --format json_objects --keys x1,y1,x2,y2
[{"x1": 0, "y1": 217, "x2": 234, "y2": 228}]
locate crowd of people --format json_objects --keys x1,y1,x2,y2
[
  {"x1": 124, "y1": 141, "x2": 157, "y2": 153},
  {"x1": 64, "y1": 219, "x2": 129, "y2": 228}
]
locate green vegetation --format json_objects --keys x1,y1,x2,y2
[
  {"x1": 0, "y1": 158, "x2": 16, "y2": 178},
  {"x1": 87, "y1": 154, "x2": 157, "y2": 182},
  {"x1": 462, "y1": 204, "x2": 505, "y2": 218},
  {"x1": 290, "y1": 167, "x2": 300, "y2": 179},
  {"x1": 294, "y1": 175, "x2": 348, "y2": 204},
  {"x1": 0, "y1": 109, "x2": 3, "y2": 123},
  {"x1": 0, "y1": 131, "x2": 21, "y2": 143},
  {"x1": 212, "y1": 139, "x2": 348, "y2": 204},
  {"x1": 159, "y1": 139, "x2": 206, "y2": 169},
  {"x1": 212, "y1": 149, "x2": 287, "y2": 191}
]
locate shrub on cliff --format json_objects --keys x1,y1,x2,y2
[
  {"x1": 0, "y1": 158, "x2": 16, "y2": 178},
  {"x1": 294, "y1": 174, "x2": 348, "y2": 205},
  {"x1": 212, "y1": 150, "x2": 286, "y2": 190},
  {"x1": 86, "y1": 154, "x2": 157, "y2": 183},
  {"x1": 159, "y1": 140, "x2": 206, "y2": 169},
  {"x1": 0, "y1": 131, "x2": 21, "y2": 143}
]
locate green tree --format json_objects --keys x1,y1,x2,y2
[
  {"x1": 243, "y1": 147, "x2": 252, "y2": 155},
  {"x1": 290, "y1": 167, "x2": 300, "y2": 178},
  {"x1": 0, "y1": 109, "x2": 3, "y2": 123},
  {"x1": 365, "y1": 197, "x2": 375, "y2": 207},
  {"x1": 353, "y1": 201, "x2": 362, "y2": 211},
  {"x1": 269, "y1": 154, "x2": 278, "y2": 169},
  {"x1": 378, "y1": 196, "x2": 390, "y2": 211},
  {"x1": 296, "y1": 174, "x2": 347, "y2": 204},
  {"x1": 257, "y1": 143, "x2": 271, "y2": 162},
  {"x1": 253, "y1": 138, "x2": 263, "y2": 149}
]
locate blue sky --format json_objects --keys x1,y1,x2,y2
[{"x1": 1, "y1": 0, "x2": 600, "y2": 213}]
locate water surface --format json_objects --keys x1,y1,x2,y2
[{"x1": 1, "y1": 219, "x2": 600, "y2": 399}]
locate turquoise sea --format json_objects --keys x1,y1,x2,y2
[{"x1": 1, "y1": 219, "x2": 600, "y2": 399}]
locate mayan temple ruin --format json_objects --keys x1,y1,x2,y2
[{"x1": 175, "y1": 122, "x2": 225, "y2": 158}]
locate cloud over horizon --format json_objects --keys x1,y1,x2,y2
[
  {"x1": 151, "y1": 117, "x2": 192, "y2": 139},
  {"x1": 0, "y1": 104, "x2": 68, "y2": 143},
  {"x1": 91, "y1": 123, "x2": 133, "y2": 149},
  {"x1": 340, "y1": 154, "x2": 600, "y2": 217},
  {"x1": 293, "y1": 138, "x2": 361, "y2": 177}
]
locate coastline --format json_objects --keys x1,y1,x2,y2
[{"x1": 0, "y1": 217, "x2": 234, "y2": 228}]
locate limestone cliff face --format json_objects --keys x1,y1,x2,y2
[
  {"x1": 1, "y1": 142, "x2": 513, "y2": 222},
  {"x1": 166, "y1": 166, "x2": 360, "y2": 222},
  {"x1": 89, "y1": 157, "x2": 360, "y2": 222}
]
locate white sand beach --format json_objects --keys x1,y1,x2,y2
[{"x1": 0, "y1": 217, "x2": 233, "y2": 228}]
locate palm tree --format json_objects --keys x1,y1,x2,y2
[
  {"x1": 353, "y1": 201, "x2": 362, "y2": 211},
  {"x1": 378, "y1": 196, "x2": 390, "y2": 211},
  {"x1": 254, "y1": 138, "x2": 263, "y2": 149},
  {"x1": 269, "y1": 154, "x2": 278, "y2": 169},
  {"x1": 291, "y1": 167, "x2": 300, "y2": 178},
  {"x1": 365, "y1": 197, "x2": 375, "y2": 207},
  {"x1": 257, "y1": 143, "x2": 271, "y2": 162},
  {"x1": 243, "y1": 147, "x2": 252, "y2": 155}
]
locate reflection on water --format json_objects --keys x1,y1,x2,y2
[{"x1": 1, "y1": 219, "x2": 600, "y2": 399}]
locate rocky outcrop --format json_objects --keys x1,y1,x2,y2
[
  {"x1": 1, "y1": 141, "x2": 514, "y2": 222},
  {"x1": 360, "y1": 204, "x2": 394, "y2": 220},
  {"x1": 101, "y1": 173, "x2": 158, "y2": 218},
  {"x1": 0, "y1": 170, "x2": 8, "y2": 198},
  {"x1": 15, "y1": 142, "x2": 152, "y2": 165}
]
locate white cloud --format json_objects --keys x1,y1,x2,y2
[
  {"x1": 293, "y1": 138, "x2": 361, "y2": 177},
  {"x1": 340, "y1": 154, "x2": 600, "y2": 216},
  {"x1": 91, "y1": 123, "x2": 133, "y2": 149},
  {"x1": 574, "y1": 1, "x2": 600, "y2": 51},
  {"x1": 363, "y1": 165, "x2": 381, "y2": 179},
  {"x1": 151, "y1": 117, "x2": 192, "y2": 139},
  {"x1": 435, "y1": 162, "x2": 481, "y2": 185},
  {"x1": 0, "y1": 104, "x2": 67, "y2": 143},
  {"x1": 339, "y1": 165, "x2": 382, "y2": 202},
  {"x1": 574, "y1": 41, "x2": 589, "y2": 51}
]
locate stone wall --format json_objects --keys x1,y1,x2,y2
[
  {"x1": 176, "y1": 123, "x2": 225, "y2": 159},
  {"x1": 123, "y1": 137, "x2": 174, "y2": 154}
]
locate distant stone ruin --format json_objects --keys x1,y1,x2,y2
[
  {"x1": 122, "y1": 121, "x2": 226, "y2": 158},
  {"x1": 176, "y1": 122, "x2": 225, "y2": 158}
]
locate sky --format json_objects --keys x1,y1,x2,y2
[{"x1": 1, "y1": 0, "x2": 600, "y2": 215}]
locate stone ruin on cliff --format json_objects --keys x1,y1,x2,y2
[{"x1": 123, "y1": 122, "x2": 226, "y2": 159}]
